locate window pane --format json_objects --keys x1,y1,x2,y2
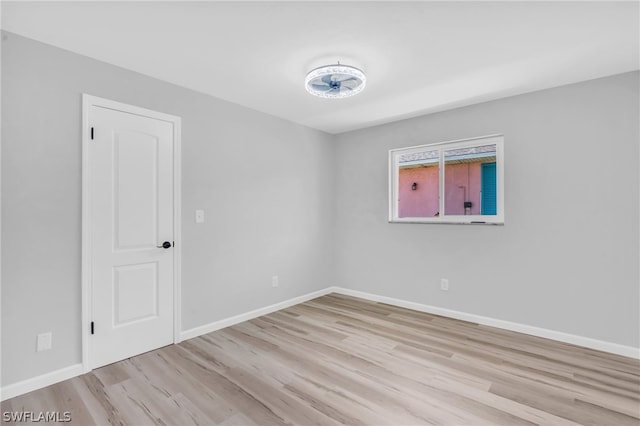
[
  {"x1": 443, "y1": 144, "x2": 497, "y2": 216},
  {"x1": 398, "y1": 149, "x2": 440, "y2": 218}
]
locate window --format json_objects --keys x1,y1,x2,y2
[{"x1": 389, "y1": 135, "x2": 504, "y2": 224}]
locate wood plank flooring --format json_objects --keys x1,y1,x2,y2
[{"x1": 3, "y1": 293, "x2": 639, "y2": 425}]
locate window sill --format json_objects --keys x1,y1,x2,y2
[{"x1": 389, "y1": 218, "x2": 504, "y2": 225}]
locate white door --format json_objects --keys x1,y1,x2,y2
[{"x1": 88, "y1": 103, "x2": 175, "y2": 369}]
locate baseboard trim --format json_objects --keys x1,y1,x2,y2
[
  {"x1": 1, "y1": 289, "x2": 335, "y2": 402},
  {"x1": 329, "y1": 287, "x2": 640, "y2": 360},
  {"x1": 1, "y1": 363, "x2": 84, "y2": 402},
  {"x1": 179, "y1": 287, "x2": 334, "y2": 342},
  {"x1": 3, "y1": 285, "x2": 637, "y2": 401}
]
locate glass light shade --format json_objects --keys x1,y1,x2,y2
[{"x1": 305, "y1": 64, "x2": 366, "y2": 99}]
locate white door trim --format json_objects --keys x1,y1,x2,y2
[{"x1": 81, "y1": 94, "x2": 182, "y2": 373}]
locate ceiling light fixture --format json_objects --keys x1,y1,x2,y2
[{"x1": 305, "y1": 63, "x2": 366, "y2": 99}]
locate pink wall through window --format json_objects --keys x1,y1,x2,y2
[
  {"x1": 398, "y1": 165, "x2": 439, "y2": 217},
  {"x1": 445, "y1": 163, "x2": 482, "y2": 215},
  {"x1": 398, "y1": 162, "x2": 489, "y2": 217}
]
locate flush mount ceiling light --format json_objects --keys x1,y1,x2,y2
[{"x1": 305, "y1": 63, "x2": 366, "y2": 99}]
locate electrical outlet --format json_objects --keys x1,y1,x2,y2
[
  {"x1": 195, "y1": 209, "x2": 205, "y2": 223},
  {"x1": 272, "y1": 276, "x2": 279, "y2": 287},
  {"x1": 440, "y1": 278, "x2": 449, "y2": 291},
  {"x1": 36, "y1": 332, "x2": 52, "y2": 352}
]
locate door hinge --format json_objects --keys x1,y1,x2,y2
[
  {"x1": 90, "y1": 127, "x2": 94, "y2": 140},
  {"x1": 91, "y1": 321, "x2": 94, "y2": 335}
]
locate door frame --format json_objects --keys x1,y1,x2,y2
[{"x1": 81, "y1": 94, "x2": 182, "y2": 372}]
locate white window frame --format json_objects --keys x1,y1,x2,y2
[{"x1": 389, "y1": 134, "x2": 504, "y2": 225}]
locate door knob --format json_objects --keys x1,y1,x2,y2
[{"x1": 157, "y1": 241, "x2": 172, "y2": 249}]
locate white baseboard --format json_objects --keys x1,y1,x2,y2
[
  {"x1": 0, "y1": 363, "x2": 84, "y2": 402},
  {"x1": 179, "y1": 287, "x2": 334, "y2": 342},
  {"x1": 3, "y1": 285, "x2": 638, "y2": 401},
  {"x1": 1, "y1": 289, "x2": 334, "y2": 402},
  {"x1": 329, "y1": 287, "x2": 640, "y2": 360}
]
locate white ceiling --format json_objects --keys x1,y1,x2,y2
[{"x1": 2, "y1": 1, "x2": 638, "y2": 134}]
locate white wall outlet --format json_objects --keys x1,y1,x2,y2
[
  {"x1": 440, "y1": 278, "x2": 449, "y2": 291},
  {"x1": 36, "y1": 332, "x2": 52, "y2": 352},
  {"x1": 195, "y1": 209, "x2": 205, "y2": 223},
  {"x1": 272, "y1": 276, "x2": 279, "y2": 287}
]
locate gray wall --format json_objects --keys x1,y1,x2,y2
[
  {"x1": 2, "y1": 31, "x2": 638, "y2": 389},
  {"x1": 334, "y1": 71, "x2": 640, "y2": 348},
  {"x1": 1, "y1": 32, "x2": 335, "y2": 386}
]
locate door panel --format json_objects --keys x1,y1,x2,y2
[
  {"x1": 89, "y1": 105, "x2": 174, "y2": 369},
  {"x1": 114, "y1": 131, "x2": 159, "y2": 250},
  {"x1": 113, "y1": 262, "x2": 158, "y2": 326}
]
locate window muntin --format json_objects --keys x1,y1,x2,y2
[{"x1": 389, "y1": 135, "x2": 504, "y2": 224}]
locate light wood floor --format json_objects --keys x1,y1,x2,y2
[{"x1": 3, "y1": 293, "x2": 639, "y2": 425}]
